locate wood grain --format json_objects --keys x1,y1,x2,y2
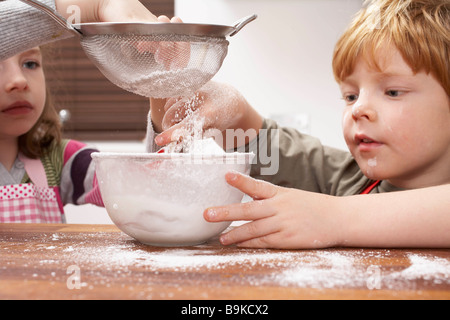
[{"x1": 0, "y1": 224, "x2": 449, "y2": 300}]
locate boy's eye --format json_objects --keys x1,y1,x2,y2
[
  {"x1": 386, "y1": 90, "x2": 402, "y2": 97},
  {"x1": 343, "y1": 94, "x2": 358, "y2": 103}
]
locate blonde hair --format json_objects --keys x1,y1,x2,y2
[
  {"x1": 332, "y1": 0, "x2": 450, "y2": 96},
  {"x1": 18, "y1": 46, "x2": 62, "y2": 159}
]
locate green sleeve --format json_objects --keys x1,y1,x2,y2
[{"x1": 248, "y1": 118, "x2": 372, "y2": 196}]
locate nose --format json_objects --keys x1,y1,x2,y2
[
  {"x1": 1, "y1": 61, "x2": 29, "y2": 93},
  {"x1": 351, "y1": 90, "x2": 377, "y2": 121}
]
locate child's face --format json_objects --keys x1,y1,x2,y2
[
  {"x1": 340, "y1": 45, "x2": 450, "y2": 188},
  {"x1": 0, "y1": 48, "x2": 46, "y2": 141}
]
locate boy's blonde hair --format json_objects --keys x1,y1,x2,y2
[{"x1": 332, "y1": 0, "x2": 450, "y2": 96}]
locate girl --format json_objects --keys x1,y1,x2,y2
[
  {"x1": 0, "y1": 46, "x2": 102, "y2": 222},
  {"x1": 0, "y1": 0, "x2": 161, "y2": 223}
]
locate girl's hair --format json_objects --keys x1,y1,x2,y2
[
  {"x1": 332, "y1": 0, "x2": 450, "y2": 96},
  {"x1": 18, "y1": 46, "x2": 62, "y2": 159}
]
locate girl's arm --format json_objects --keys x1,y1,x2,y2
[
  {"x1": 59, "y1": 140, "x2": 103, "y2": 207},
  {"x1": 204, "y1": 172, "x2": 450, "y2": 249}
]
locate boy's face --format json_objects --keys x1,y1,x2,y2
[
  {"x1": 0, "y1": 48, "x2": 46, "y2": 141},
  {"x1": 340, "y1": 45, "x2": 450, "y2": 188}
]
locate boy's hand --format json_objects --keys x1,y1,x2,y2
[
  {"x1": 152, "y1": 82, "x2": 263, "y2": 150},
  {"x1": 203, "y1": 172, "x2": 341, "y2": 249}
]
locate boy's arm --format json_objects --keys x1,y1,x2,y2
[
  {"x1": 338, "y1": 184, "x2": 450, "y2": 248},
  {"x1": 204, "y1": 172, "x2": 450, "y2": 249}
]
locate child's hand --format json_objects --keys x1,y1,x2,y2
[
  {"x1": 134, "y1": 15, "x2": 191, "y2": 71},
  {"x1": 153, "y1": 82, "x2": 263, "y2": 150},
  {"x1": 57, "y1": 1, "x2": 190, "y2": 71},
  {"x1": 203, "y1": 171, "x2": 342, "y2": 249},
  {"x1": 153, "y1": 15, "x2": 190, "y2": 70}
]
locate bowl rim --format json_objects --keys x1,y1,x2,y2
[{"x1": 91, "y1": 151, "x2": 254, "y2": 160}]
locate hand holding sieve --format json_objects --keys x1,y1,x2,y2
[{"x1": 19, "y1": 0, "x2": 257, "y2": 98}]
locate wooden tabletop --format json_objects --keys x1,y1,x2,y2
[{"x1": 0, "y1": 223, "x2": 449, "y2": 300}]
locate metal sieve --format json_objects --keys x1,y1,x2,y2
[{"x1": 19, "y1": 0, "x2": 256, "y2": 98}]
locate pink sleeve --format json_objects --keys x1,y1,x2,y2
[
  {"x1": 63, "y1": 140, "x2": 87, "y2": 165},
  {"x1": 84, "y1": 174, "x2": 104, "y2": 207},
  {"x1": 61, "y1": 140, "x2": 104, "y2": 207}
]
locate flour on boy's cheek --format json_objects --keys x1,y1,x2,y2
[{"x1": 368, "y1": 157, "x2": 377, "y2": 167}]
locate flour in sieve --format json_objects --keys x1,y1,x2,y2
[{"x1": 124, "y1": 68, "x2": 214, "y2": 98}]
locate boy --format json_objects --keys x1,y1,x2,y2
[{"x1": 150, "y1": 0, "x2": 450, "y2": 249}]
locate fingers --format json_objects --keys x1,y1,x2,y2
[
  {"x1": 154, "y1": 16, "x2": 190, "y2": 70},
  {"x1": 157, "y1": 15, "x2": 171, "y2": 22},
  {"x1": 202, "y1": 173, "x2": 283, "y2": 247},
  {"x1": 170, "y1": 16, "x2": 183, "y2": 23},
  {"x1": 220, "y1": 221, "x2": 280, "y2": 247},
  {"x1": 154, "y1": 124, "x2": 181, "y2": 146},
  {"x1": 154, "y1": 94, "x2": 205, "y2": 146},
  {"x1": 157, "y1": 15, "x2": 183, "y2": 23},
  {"x1": 225, "y1": 171, "x2": 277, "y2": 200},
  {"x1": 205, "y1": 201, "x2": 278, "y2": 246},
  {"x1": 204, "y1": 173, "x2": 278, "y2": 222},
  {"x1": 205, "y1": 199, "x2": 273, "y2": 223},
  {"x1": 162, "y1": 97, "x2": 200, "y2": 130}
]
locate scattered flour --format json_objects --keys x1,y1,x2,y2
[
  {"x1": 383, "y1": 253, "x2": 450, "y2": 289},
  {"x1": 26, "y1": 233, "x2": 450, "y2": 291}
]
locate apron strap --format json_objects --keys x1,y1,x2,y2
[
  {"x1": 18, "y1": 153, "x2": 49, "y2": 188},
  {"x1": 360, "y1": 180, "x2": 381, "y2": 194}
]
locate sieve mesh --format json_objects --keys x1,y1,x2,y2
[{"x1": 80, "y1": 34, "x2": 229, "y2": 98}]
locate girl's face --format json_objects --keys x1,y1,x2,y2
[
  {"x1": 340, "y1": 45, "x2": 450, "y2": 189},
  {"x1": 0, "y1": 48, "x2": 46, "y2": 141}
]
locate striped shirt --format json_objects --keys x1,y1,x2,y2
[{"x1": 0, "y1": 139, "x2": 103, "y2": 209}]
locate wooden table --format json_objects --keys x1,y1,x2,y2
[{"x1": 0, "y1": 223, "x2": 449, "y2": 301}]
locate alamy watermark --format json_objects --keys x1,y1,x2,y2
[
  {"x1": 66, "y1": 265, "x2": 86, "y2": 290},
  {"x1": 65, "y1": 5, "x2": 81, "y2": 26},
  {"x1": 161, "y1": 127, "x2": 281, "y2": 176},
  {"x1": 366, "y1": 265, "x2": 382, "y2": 290}
]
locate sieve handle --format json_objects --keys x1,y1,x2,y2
[
  {"x1": 229, "y1": 14, "x2": 257, "y2": 37},
  {"x1": 18, "y1": 0, "x2": 82, "y2": 37}
]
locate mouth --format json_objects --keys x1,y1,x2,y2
[
  {"x1": 1, "y1": 101, "x2": 34, "y2": 115},
  {"x1": 354, "y1": 134, "x2": 383, "y2": 151}
]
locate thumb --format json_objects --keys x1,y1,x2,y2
[{"x1": 154, "y1": 122, "x2": 184, "y2": 146}]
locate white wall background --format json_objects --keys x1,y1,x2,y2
[{"x1": 65, "y1": 0, "x2": 365, "y2": 224}]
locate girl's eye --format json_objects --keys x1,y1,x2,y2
[{"x1": 23, "y1": 61, "x2": 40, "y2": 69}]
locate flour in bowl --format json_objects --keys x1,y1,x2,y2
[{"x1": 103, "y1": 194, "x2": 231, "y2": 246}]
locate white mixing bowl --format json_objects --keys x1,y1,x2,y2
[{"x1": 92, "y1": 152, "x2": 253, "y2": 246}]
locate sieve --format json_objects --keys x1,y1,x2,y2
[{"x1": 19, "y1": 0, "x2": 256, "y2": 98}]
